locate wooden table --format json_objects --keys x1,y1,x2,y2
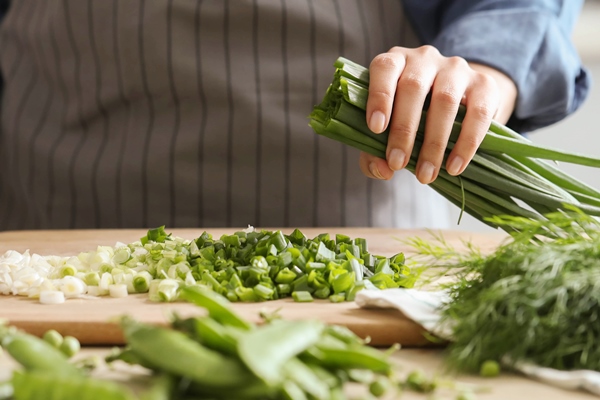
[{"x1": 1, "y1": 228, "x2": 595, "y2": 398}]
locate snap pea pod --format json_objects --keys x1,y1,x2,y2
[
  {"x1": 2, "y1": 332, "x2": 80, "y2": 376},
  {"x1": 311, "y1": 345, "x2": 392, "y2": 374},
  {"x1": 186, "y1": 379, "x2": 279, "y2": 399},
  {"x1": 105, "y1": 347, "x2": 155, "y2": 370},
  {"x1": 11, "y1": 371, "x2": 135, "y2": 400},
  {"x1": 190, "y1": 317, "x2": 240, "y2": 356},
  {"x1": 121, "y1": 319, "x2": 255, "y2": 388},
  {"x1": 282, "y1": 381, "x2": 308, "y2": 400},
  {"x1": 238, "y1": 319, "x2": 325, "y2": 385},
  {"x1": 283, "y1": 357, "x2": 330, "y2": 400},
  {"x1": 179, "y1": 286, "x2": 253, "y2": 330}
]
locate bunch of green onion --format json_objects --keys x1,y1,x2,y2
[{"x1": 310, "y1": 57, "x2": 600, "y2": 231}]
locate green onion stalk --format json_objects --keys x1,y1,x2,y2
[{"x1": 309, "y1": 57, "x2": 600, "y2": 233}]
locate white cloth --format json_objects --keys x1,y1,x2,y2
[{"x1": 356, "y1": 289, "x2": 600, "y2": 396}]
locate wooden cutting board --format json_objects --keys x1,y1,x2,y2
[{"x1": 0, "y1": 228, "x2": 506, "y2": 346}]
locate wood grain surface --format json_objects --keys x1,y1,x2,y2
[{"x1": 0, "y1": 228, "x2": 506, "y2": 346}]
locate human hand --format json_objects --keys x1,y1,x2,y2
[{"x1": 359, "y1": 45, "x2": 517, "y2": 183}]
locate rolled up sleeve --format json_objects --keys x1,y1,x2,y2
[{"x1": 404, "y1": 0, "x2": 591, "y2": 133}]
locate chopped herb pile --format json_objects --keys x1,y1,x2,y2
[{"x1": 1, "y1": 226, "x2": 418, "y2": 303}]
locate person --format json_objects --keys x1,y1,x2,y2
[{"x1": 0, "y1": 0, "x2": 590, "y2": 231}]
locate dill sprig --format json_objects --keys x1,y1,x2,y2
[{"x1": 409, "y1": 206, "x2": 600, "y2": 373}]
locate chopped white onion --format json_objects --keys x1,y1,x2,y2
[
  {"x1": 40, "y1": 290, "x2": 65, "y2": 305},
  {"x1": 86, "y1": 286, "x2": 102, "y2": 297},
  {"x1": 109, "y1": 284, "x2": 128, "y2": 298},
  {"x1": 60, "y1": 276, "x2": 87, "y2": 298}
]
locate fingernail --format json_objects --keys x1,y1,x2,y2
[
  {"x1": 417, "y1": 161, "x2": 436, "y2": 184},
  {"x1": 369, "y1": 162, "x2": 384, "y2": 179},
  {"x1": 388, "y1": 148, "x2": 406, "y2": 171},
  {"x1": 369, "y1": 111, "x2": 386, "y2": 133},
  {"x1": 447, "y1": 156, "x2": 464, "y2": 176}
]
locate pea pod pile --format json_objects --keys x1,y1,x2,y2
[
  {"x1": 8, "y1": 226, "x2": 418, "y2": 303},
  {"x1": 0, "y1": 287, "x2": 399, "y2": 400}
]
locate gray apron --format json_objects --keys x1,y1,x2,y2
[{"x1": 0, "y1": 0, "x2": 451, "y2": 230}]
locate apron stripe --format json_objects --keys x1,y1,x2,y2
[
  {"x1": 26, "y1": 1, "x2": 53, "y2": 229},
  {"x1": 0, "y1": 0, "x2": 31, "y2": 229},
  {"x1": 355, "y1": 0, "x2": 373, "y2": 227},
  {"x1": 224, "y1": 0, "x2": 234, "y2": 227},
  {"x1": 88, "y1": 0, "x2": 111, "y2": 229},
  {"x1": 138, "y1": 0, "x2": 156, "y2": 228},
  {"x1": 167, "y1": 0, "x2": 180, "y2": 227},
  {"x1": 252, "y1": 0, "x2": 263, "y2": 226},
  {"x1": 332, "y1": 0, "x2": 347, "y2": 227},
  {"x1": 281, "y1": 0, "x2": 291, "y2": 226},
  {"x1": 64, "y1": 0, "x2": 92, "y2": 229},
  {"x1": 195, "y1": 0, "x2": 207, "y2": 227},
  {"x1": 10, "y1": 0, "x2": 42, "y2": 230},
  {"x1": 46, "y1": 6, "x2": 70, "y2": 227},
  {"x1": 112, "y1": 0, "x2": 129, "y2": 228}
]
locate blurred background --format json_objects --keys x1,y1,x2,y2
[{"x1": 449, "y1": 0, "x2": 600, "y2": 232}]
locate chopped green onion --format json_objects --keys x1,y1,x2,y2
[
  {"x1": 133, "y1": 271, "x2": 153, "y2": 293},
  {"x1": 59, "y1": 265, "x2": 76, "y2": 277},
  {"x1": 157, "y1": 279, "x2": 179, "y2": 302},
  {"x1": 292, "y1": 291, "x2": 314, "y2": 303},
  {"x1": 84, "y1": 272, "x2": 100, "y2": 286}
]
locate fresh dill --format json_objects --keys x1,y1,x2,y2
[{"x1": 409, "y1": 206, "x2": 600, "y2": 373}]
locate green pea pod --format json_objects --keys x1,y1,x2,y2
[
  {"x1": 121, "y1": 319, "x2": 255, "y2": 388},
  {"x1": 179, "y1": 286, "x2": 253, "y2": 330},
  {"x1": 11, "y1": 371, "x2": 135, "y2": 400},
  {"x1": 2, "y1": 333, "x2": 80, "y2": 376},
  {"x1": 284, "y1": 358, "x2": 330, "y2": 400},
  {"x1": 186, "y1": 379, "x2": 278, "y2": 399},
  {"x1": 313, "y1": 346, "x2": 392, "y2": 374},
  {"x1": 105, "y1": 347, "x2": 155, "y2": 369},
  {"x1": 190, "y1": 317, "x2": 239, "y2": 356},
  {"x1": 238, "y1": 319, "x2": 325, "y2": 385}
]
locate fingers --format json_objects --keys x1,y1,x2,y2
[
  {"x1": 387, "y1": 46, "x2": 438, "y2": 173},
  {"x1": 417, "y1": 57, "x2": 470, "y2": 183},
  {"x1": 366, "y1": 52, "x2": 406, "y2": 134},
  {"x1": 446, "y1": 72, "x2": 499, "y2": 176},
  {"x1": 359, "y1": 152, "x2": 394, "y2": 180}
]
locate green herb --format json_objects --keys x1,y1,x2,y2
[
  {"x1": 310, "y1": 57, "x2": 600, "y2": 233},
  {"x1": 410, "y1": 206, "x2": 600, "y2": 372}
]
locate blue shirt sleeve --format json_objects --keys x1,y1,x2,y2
[{"x1": 403, "y1": 0, "x2": 591, "y2": 133}]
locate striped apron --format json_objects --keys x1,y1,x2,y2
[{"x1": 0, "y1": 0, "x2": 451, "y2": 230}]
